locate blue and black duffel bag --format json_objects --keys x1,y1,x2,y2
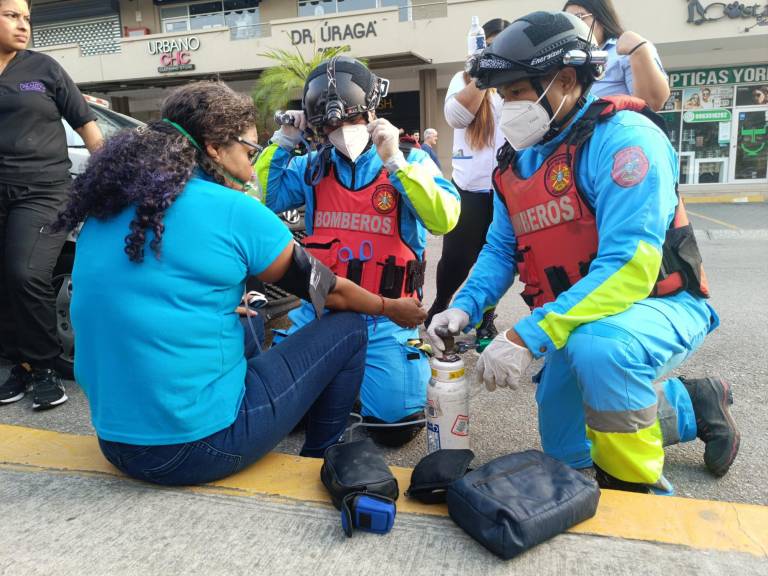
[{"x1": 446, "y1": 450, "x2": 600, "y2": 559}]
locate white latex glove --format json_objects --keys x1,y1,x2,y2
[
  {"x1": 426, "y1": 308, "x2": 470, "y2": 354},
  {"x1": 368, "y1": 118, "x2": 405, "y2": 170},
  {"x1": 275, "y1": 110, "x2": 306, "y2": 150},
  {"x1": 475, "y1": 332, "x2": 533, "y2": 392}
]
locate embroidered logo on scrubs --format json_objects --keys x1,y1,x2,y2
[
  {"x1": 372, "y1": 184, "x2": 397, "y2": 214},
  {"x1": 611, "y1": 146, "x2": 649, "y2": 188},
  {"x1": 544, "y1": 154, "x2": 573, "y2": 197},
  {"x1": 19, "y1": 81, "x2": 45, "y2": 93}
]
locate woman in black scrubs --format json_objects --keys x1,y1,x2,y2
[{"x1": 0, "y1": 0, "x2": 103, "y2": 410}]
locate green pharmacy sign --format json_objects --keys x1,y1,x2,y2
[
  {"x1": 683, "y1": 109, "x2": 732, "y2": 123},
  {"x1": 740, "y1": 125, "x2": 767, "y2": 157}
]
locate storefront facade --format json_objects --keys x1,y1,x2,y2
[
  {"x1": 31, "y1": 0, "x2": 768, "y2": 197},
  {"x1": 660, "y1": 65, "x2": 768, "y2": 190}
]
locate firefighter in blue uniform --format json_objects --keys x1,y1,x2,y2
[
  {"x1": 427, "y1": 11, "x2": 740, "y2": 493},
  {"x1": 256, "y1": 57, "x2": 459, "y2": 445}
]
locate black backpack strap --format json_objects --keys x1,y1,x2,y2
[
  {"x1": 496, "y1": 142, "x2": 515, "y2": 173},
  {"x1": 398, "y1": 141, "x2": 415, "y2": 159}
]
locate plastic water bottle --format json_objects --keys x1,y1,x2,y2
[
  {"x1": 467, "y1": 15, "x2": 486, "y2": 56},
  {"x1": 426, "y1": 331, "x2": 470, "y2": 453}
]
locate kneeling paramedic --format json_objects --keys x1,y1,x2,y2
[
  {"x1": 427, "y1": 11, "x2": 739, "y2": 494},
  {"x1": 255, "y1": 57, "x2": 460, "y2": 446}
]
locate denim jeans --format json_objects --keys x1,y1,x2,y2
[{"x1": 98, "y1": 311, "x2": 367, "y2": 486}]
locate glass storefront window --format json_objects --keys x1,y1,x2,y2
[
  {"x1": 160, "y1": 6, "x2": 188, "y2": 19},
  {"x1": 160, "y1": 1, "x2": 260, "y2": 38},
  {"x1": 663, "y1": 66, "x2": 768, "y2": 185},
  {"x1": 734, "y1": 110, "x2": 768, "y2": 181},
  {"x1": 680, "y1": 117, "x2": 731, "y2": 184},
  {"x1": 163, "y1": 19, "x2": 190, "y2": 33},
  {"x1": 659, "y1": 111, "x2": 681, "y2": 150},
  {"x1": 189, "y1": 2, "x2": 223, "y2": 16},
  {"x1": 190, "y1": 13, "x2": 225, "y2": 30},
  {"x1": 225, "y1": 8, "x2": 260, "y2": 39},
  {"x1": 298, "y1": 0, "x2": 408, "y2": 17}
]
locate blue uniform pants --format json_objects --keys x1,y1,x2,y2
[
  {"x1": 284, "y1": 302, "x2": 430, "y2": 422},
  {"x1": 535, "y1": 292, "x2": 718, "y2": 484}
]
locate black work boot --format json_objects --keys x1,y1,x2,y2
[
  {"x1": 31, "y1": 368, "x2": 68, "y2": 411},
  {"x1": 594, "y1": 464, "x2": 674, "y2": 496},
  {"x1": 0, "y1": 364, "x2": 32, "y2": 405},
  {"x1": 474, "y1": 309, "x2": 498, "y2": 351},
  {"x1": 681, "y1": 376, "x2": 740, "y2": 477}
]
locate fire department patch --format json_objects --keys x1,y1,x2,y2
[
  {"x1": 372, "y1": 184, "x2": 397, "y2": 214},
  {"x1": 544, "y1": 154, "x2": 573, "y2": 197},
  {"x1": 611, "y1": 146, "x2": 649, "y2": 188}
]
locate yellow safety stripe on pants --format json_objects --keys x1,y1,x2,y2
[{"x1": 588, "y1": 420, "x2": 665, "y2": 485}]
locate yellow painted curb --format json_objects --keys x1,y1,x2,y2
[
  {"x1": 682, "y1": 193, "x2": 766, "y2": 204},
  {"x1": 1, "y1": 424, "x2": 767, "y2": 557}
]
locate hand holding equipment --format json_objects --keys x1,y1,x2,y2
[{"x1": 426, "y1": 308, "x2": 470, "y2": 354}]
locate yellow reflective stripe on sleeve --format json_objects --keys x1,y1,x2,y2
[
  {"x1": 396, "y1": 164, "x2": 460, "y2": 235},
  {"x1": 254, "y1": 144, "x2": 279, "y2": 205},
  {"x1": 537, "y1": 240, "x2": 662, "y2": 349},
  {"x1": 587, "y1": 420, "x2": 665, "y2": 484}
]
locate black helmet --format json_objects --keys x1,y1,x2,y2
[
  {"x1": 468, "y1": 11, "x2": 605, "y2": 90},
  {"x1": 302, "y1": 56, "x2": 389, "y2": 130}
]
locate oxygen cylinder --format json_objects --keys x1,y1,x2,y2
[{"x1": 426, "y1": 353, "x2": 470, "y2": 453}]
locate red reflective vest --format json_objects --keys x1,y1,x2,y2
[
  {"x1": 302, "y1": 164, "x2": 424, "y2": 299},
  {"x1": 493, "y1": 96, "x2": 709, "y2": 310}
]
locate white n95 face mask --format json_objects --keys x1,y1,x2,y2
[
  {"x1": 499, "y1": 74, "x2": 567, "y2": 151},
  {"x1": 328, "y1": 124, "x2": 370, "y2": 161}
]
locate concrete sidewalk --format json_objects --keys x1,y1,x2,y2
[{"x1": 1, "y1": 424, "x2": 766, "y2": 576}]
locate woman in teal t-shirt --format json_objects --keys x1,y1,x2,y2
[{"x1": 55, "y1": 82, "x2": 426, "y2": 486}]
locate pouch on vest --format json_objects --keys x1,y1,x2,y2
[
  {"x1": 301, "y1": 234, "x2": 341, "y2": 272},
  {"x1": 378, "y1": 256, "x2": 406, "y2": 298},
  {"x1": 321, "y1": 438, "x2": 399, "y2": 510},
  {"x1": 405, "y1": 259, "x2": 427, "y2": 295},
  {"x1": 446, "y1": 450, "x2": 600, "y2": 560},
  {"x1": 406, "y1": 449, "x2": 474, "y2": 504},
  {"x1": 654, "y1": 223, "x2": 708, "y2": 298}
]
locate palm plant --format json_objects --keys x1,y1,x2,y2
[{"x1": 251, "y1": 44, "x2": 357, "y2": 140}]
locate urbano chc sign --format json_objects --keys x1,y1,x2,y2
[
  {"x1": 685, "y1": 0, "x2": 768, "y2": 25},
  {"x1": 289, "y1": 20, "x2": 377, "y2": 45},
  {"x1": 148, "y1": 36, "x2": 201, "y2": 74}
]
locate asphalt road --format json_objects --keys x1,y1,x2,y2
[{"x1": 1, "y1": 203, "x2": 766, "y2": 504}]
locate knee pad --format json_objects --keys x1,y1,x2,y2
[{"x1": 363, "y1": 411, "x2": 425, "y2": 448}]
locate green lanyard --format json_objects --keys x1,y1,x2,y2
[{"x1": 162, "y1": 118, "x2": 247, "y2": 188}]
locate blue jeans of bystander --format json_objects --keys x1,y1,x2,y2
[{"x1": 98, "y1": 311, "x2": 367, "y2": 486}]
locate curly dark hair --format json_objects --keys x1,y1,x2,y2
[{"x1": 56, "y1": 81, "x2": 257, "y2": 262}]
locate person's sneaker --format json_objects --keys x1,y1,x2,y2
[
  {"x1": 0, "y1": 364, "x2": 32, "y2": 405},
  {"x1": 31, "y1": 368, "x2": 68, "y2": 411},
  {"x1": 681, "y1": 376, "x2": 740, "y2": 477},
  {"x1": 594, "y1": 464, "x2": 674, "y2": 496},
  {"x1": 475, "y1": 309, "x2": 498, "y2": 351}
]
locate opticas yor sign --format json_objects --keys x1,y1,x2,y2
[
  {"x1": 669, "y1": 65, "x2": 768, "y2": 88},
  {"x1": 147, "y1": 37, "x2": 201, "y2": 74}
]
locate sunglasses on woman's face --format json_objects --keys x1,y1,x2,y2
[
  {"x1": 573, "y1": 12, "x2": 593, "y2": 22},
  {"x1": 237, "y1": 137, "x2": 263, "y2": 163}
]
